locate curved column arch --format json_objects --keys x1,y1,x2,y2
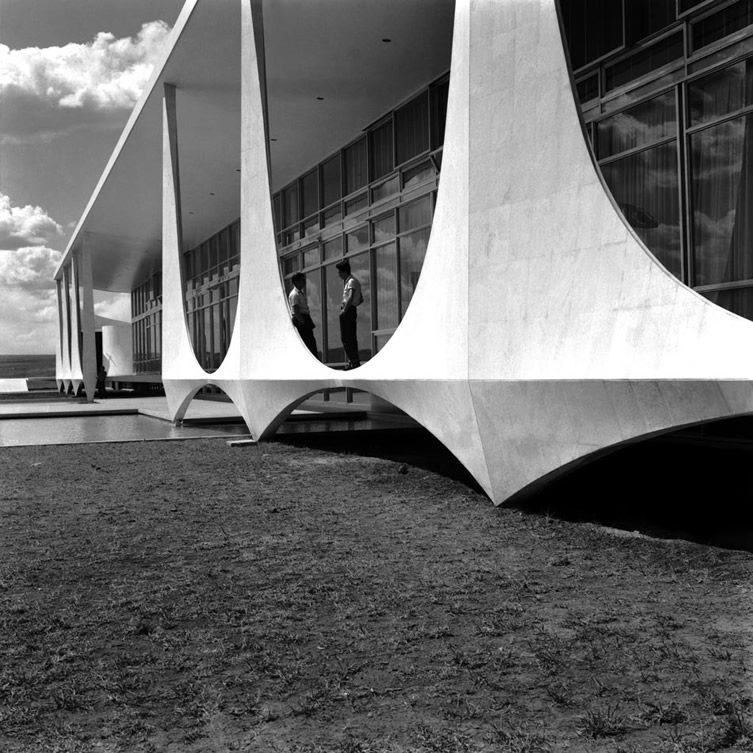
[
  {"x1": 161, "y1": 81, "x2": 212, "y2": 420},
  {"x1": 334, "y1": 0, "x2": 753, "y2": 502},
  {"x1": 157, "y1": 0, "x2": 753, "y2": 504}
]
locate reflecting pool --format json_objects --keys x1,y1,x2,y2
[{"x1": 0, "y1": 414, "x2": 251, "y2": 447}]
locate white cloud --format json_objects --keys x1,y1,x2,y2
[
  {"x1": 0, "y1": 246, "x2": 62, "y2": 291},
  {"x1": 0, "y1": 21, "x2": 171, "y2": 141},
  {"x1": 0, "y1": 248, "x2": 61, "y2": 354},
  {"x1": 0, "y1": 193, "x2": 63, "y2": 249},
  {"x1": 94, "y1": 291, "x2": 130, "y2": 321}
]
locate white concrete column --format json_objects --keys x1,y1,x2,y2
[
  {"x1": 55, "y1": 276, "x2": 65, "y2": 391},
  {"x1": 61, "y1": 262, "x2": 74, "y2": 392},
  {"x1": 69, "y1": 255, "x2": 84, "y2": 393},
  {"x1": 161, "y1": 81, "x2": 207, "y2": 420},
  {"x1": 79, "y1": 237, "x2": 98, "y2": 401}
]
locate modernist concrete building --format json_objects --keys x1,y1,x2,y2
[{"x1": 55, "y1": 0, "x2": 753, "y2": 503}]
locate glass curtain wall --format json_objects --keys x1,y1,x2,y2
[
  {"x1": 183, "y1": 220, "x2": 241, "y2": 371},
  {"x1": 276, "y1": 76, "x2": 447, "y2": 366},
  {"x1": 561, "y1": 0, "x2": 753, "y2": 319},
  {"x1": 131, "y1": 273, "x2": 162, "y2": 373}
]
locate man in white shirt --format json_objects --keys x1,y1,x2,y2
[
  {"x1": 336, "y1": 260, "x2": 362, "y2": 369},
  {"x1": 288, "y1": 272, "x2": 319, "y2": 358}
]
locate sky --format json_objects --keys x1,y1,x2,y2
[{"x1": 0, "y1": 0, "x2": 185, "y2": 354}]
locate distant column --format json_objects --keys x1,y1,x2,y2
[
  {"x1": 55, "y1": 276, "x2": 66, "y2": 391},
  {"x1": 79, "y1": 239, "x2": 98, "y2": 401},
  {"x1": 69, "y1": 254, "x2": 85, "y2": 394},
  {"x1": 61, "y1": 262, "x2": 74, "y2": 392}
]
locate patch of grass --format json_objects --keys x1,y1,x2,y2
[{"x1": 577, "y1": 704, "x2": 630, "y2": 738}]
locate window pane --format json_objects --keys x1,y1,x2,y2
[
  {"x1": 323, "y1": 206, "x2": 342, "y2": 227},
  {"x1": 560, "y1": 0, "x2": 624, "y2": 70},
  {"x1": 301, "y1": 169, "x2": 318, "y2": 218},
  {"x1": 597, "y1": 92, "x2": 677, "y2": 158},
  {"x1": 218, "y1": 228, "x2": 230, "y2": 264},
  {"x1": 372, "y1": 176, "x2": 399, "y2": 202},
  {"x1": 273, "y1": 193, "x2": 282, "y2": 233},
  {"x1": 399, "y1": 195, "x2": 433, "y2": 232},
  {"x1": 302, "y1": 246, "x2": 319, "y2": 268},
  {"x1": 374, "y1": 332, "x2": 394, "y2": 353},
  {"x1": 371, "y1": 120, "x2": 393, "y2": 180},
  {"x1": 282, "y1": 253, "x2": 299, "y2": 276},
  {"x1": 348, "y1": 251, "x2": 372, "y2": 363},
  {"x1": 323, "y1": 236, "x2": 343, "y2": 260},
  {"x1": 702, "y1": 287, "x2": 753, "y2": 318},
  {"x1": 228, "y1": 294, "x2": 238, "y2": 334},
  {"x1": 212, "y1": 302, "x2": 221, "y2": 369},
  {"x1": 679, "y1": 0, "x2": 709, "y2": 11},
  {"x1": 375, "y1": 243, "x2": 398, "y2": 330},
  {"x1": 625, "y1": 0, "x2": 675, "y2": 45},
  {"x1": 303, "y1": 268, "x2": 322, "y2": 331},
  {"x1": 692, "y1": 0, "x2": 753, "y2": 52},
  {"x1": 400, "y1": 228, "x2": 430, "y2": 316},
  {"x1": 691, "y1": 115, "x2": 753, "y2": 285},
  {"x1": 605, "y1": 32, "x2": 683, "y2": 92},
  {"x1": 347, "y1": 225, "x2": 369, "y2": 253},
  {"x1": 403, "y1": 159, "x2": 435, "y2": 190},
  {"x1": 431, "y1": 78, "x2": 449, "y2": 149},
  {"x1": 344, "y1": 137, "x2": 368, "y2": 193},
  {"x1": 325, "y1": 263, "x2": 345, "y2": 363},
  {"x1": 601, "y1": 142, "x2": 682, "y2": 278},
  {"x1": 345, "y1": 193, "x2": 368, "y2": 215},
  {"x1": 395, "y1": 91, "x2": 429, "y2": 165},
  {"x1": 283, "y1": 183, "x2": 299, "y2": 226},
  {"x1": 322, "y1": 154, "x2": 342, "y2": 206},
  {"x1": 689, "y1": 59, "x2": 753, "y2": 126},
  {"x1": 304, "y1": 217, "x2": 320, "y2": 237},
  {"x1": 576, "y1": 73, "x2": 599, "y2": 104},
  {"x1": 373, "y1": 214, "x2": 396, "y2": 243}
]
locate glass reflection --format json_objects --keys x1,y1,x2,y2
[
  {"x1": 375, "y1": 243, "x2": 399, "y2": 330},
  {"x1": 702, "y1": 287, "x2": 753, "y2": 318},
  {"x1": 348, "y1": 252, "x2": 372, "y2": 365},
  {"x1": 598, "y1": 92, "x2": 676, "y2": 158},
  {"x1": 325, "y1": 263, "x2": 344, "y2": 363},
  {"x1": 400, "y1": 228, "x2": 430, "y2": 316},
  {"x1": 691, "y1": 115, "x2": 753, "y2": 285},
  {"x1": 601, "y1": 142, "x2": 682, "y2": 277},
  {"x1": 689, "y1": 60, "x2": 753, "y2": 126}
]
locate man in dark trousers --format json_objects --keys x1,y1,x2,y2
[
  {"x1": 336, "y1": 259, "x2": 362, "y2": 369},
  {"x1": 288, "y1": 272, "x2": 319, "y2": 358}
]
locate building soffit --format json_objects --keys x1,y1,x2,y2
[{"x1": 58, "y1": 0, "x2": 454, "y2": 293}]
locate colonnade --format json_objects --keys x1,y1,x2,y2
[{"x1": 54, "y1": 243, "x2": 97, "y2": 400}]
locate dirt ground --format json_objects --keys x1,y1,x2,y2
[{"x1": 0, "y1": 430, "x2": 752, "y2": 752}]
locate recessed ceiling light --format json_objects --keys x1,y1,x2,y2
[
  {"x1": 316, "y1": 96, "x2": 324, "y2": 101},
  {"x1": 382, "y1": 38, "x2": 391, "y2": 43}
]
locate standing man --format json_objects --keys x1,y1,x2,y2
[
  {"x1": 288, "y1": 272, "x2": 319, "y2": 358},
  {"x1": 336, "y1": 259, "x2": 363, "y2": 369}
]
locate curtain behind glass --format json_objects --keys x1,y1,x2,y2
[
  {"x1": 395, "y1": 92, "x2": 429, "y2": 166},
  {"x1": 601, "y1": 142, "x2": 682, "y2": 277},
  {"x1": 400, "y1": 228, "x2": 430, "y2": 316},
  {"x1": 691, "y1": 115, "x2": 753, "y2": 284},
  {"x1": 598, "y1": 92, "x2": 676, "y2": 158},
  {"x1": 375, "y1": 243, "x2": 399, "y2": 330},
  {"x1": 689, "y1": 59, "x2": 753, "y2": 126}
]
